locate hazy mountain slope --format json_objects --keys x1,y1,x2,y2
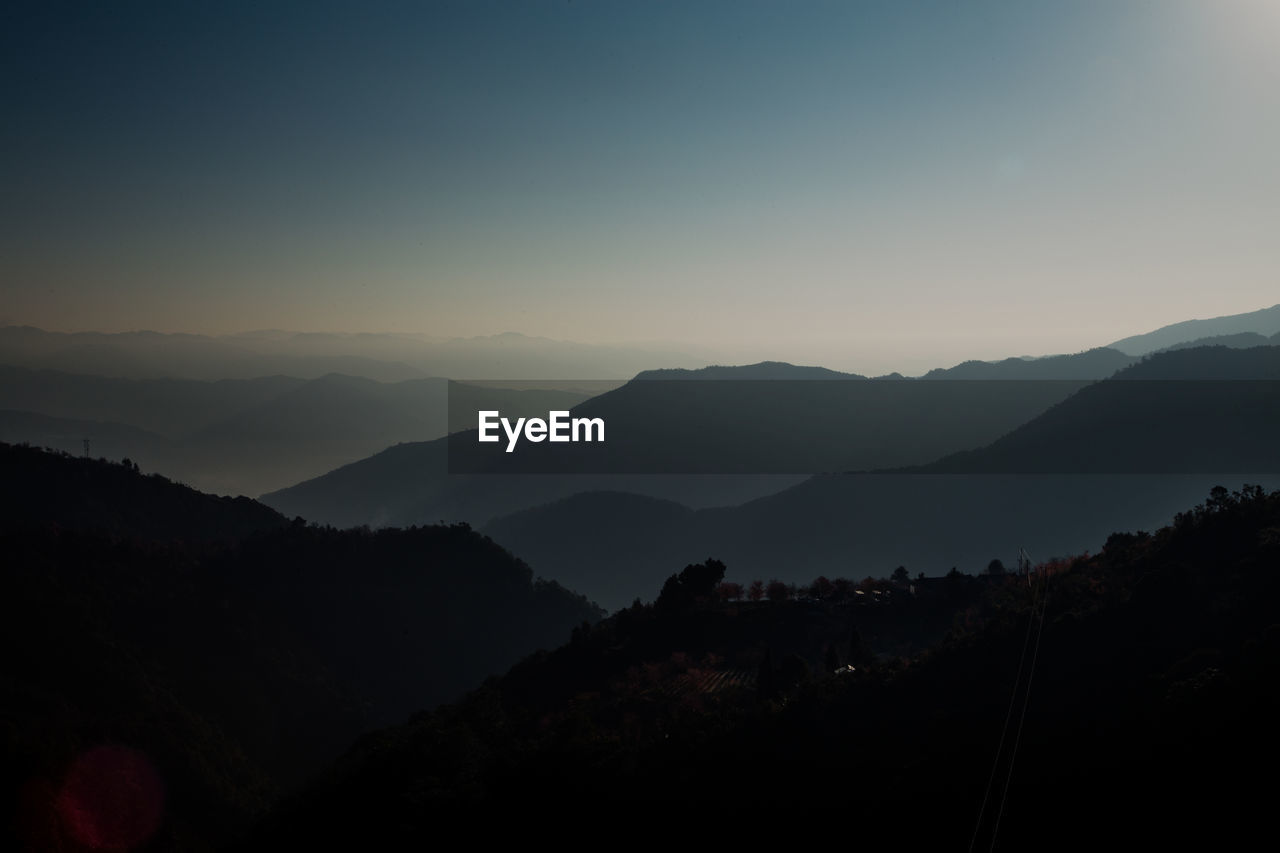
[
  {"x1": 634, "y1": 361, "x2": 865, "y2": 380},
  {"x1": 0, "y1": 367, "x2": 593, "y2": 497},
  {"x1": 483, "y1": 491, "x2": 698, "y2": 606},
  {"x1": 1160, "y1": 331, "x2": 1274, "y2": 352},
  {"x1": 196, "y1": 376, "x2": 588, "y2": 443},
  {"x1": 265, "y1": 365, "x2": 1084, "y2": 524},
  {"x1": 261, "y1": 437, "x2": 803, "y2": 529},
  {"x1": 920, "y1": 347, "x2": 1135, "y2": 379},
  {"x1": 1107, "y1": 303, "x2": 1280, "y2": 355},
  {"x1": 0, "y1": 326, "x2": 700, "y2": 381},
  {"x1": 480, "y1": 347, "x2": 1280, "y2": 609},
  {"x1": 0, "y1": 366, "x2": 306, "y2": 436},
  {"x1": 483, "y1": 473, "x2": 1274, "y2": 612},
  {"x1": 922, "y1": 346, "x2": 1280, "y2": 475},
  {"x1": 0, "y1": 410, "x2": 173, "y2": 471}
]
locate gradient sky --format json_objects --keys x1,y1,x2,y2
[{"x1": 3, "y1": 1, "x2": 1278, "y2": 374}]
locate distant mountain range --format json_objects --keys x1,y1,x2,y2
[
  {"x1": 0, "y1": 367, "x2": 587, "y2": 496},
  {"x1": 1107, "y1": 303, "x2": 1280, "y2": 355},
  {"x1": 5, "y1": 302, "x2": 1278, "y2": 384},
  {"x1": 263, "y1": 361, "x2": 1093, "y2": 524},
  {"x1": 0, "y1": 326, "x2": 701, "y2": 381},
  {"x1": 920, "y1": 346, "x2": 1136, "y2": 379},
  {"x1": 920, "y1": 346, "x2": 1280, "y2": 475},
  {"x1": 265, "y1": 343, "x2": 1280, "y2": 551},
  {"x1": 6, "y1": 303, "x2": 1279, "y2": 504},
  {"x1": 480, "y1": 346, "x2": 1280, "y2": 609}
]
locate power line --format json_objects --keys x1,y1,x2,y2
[
  {"x1": 970, "y1": 548, "x2": 1051, "y2": 852},
  {"x1": 990, "y1": 567, "x2": 1051, "y2": 851}
]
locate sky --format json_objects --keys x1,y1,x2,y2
[{"x1": 2, "y1": 0, "x2": 1278, "y2": 375}]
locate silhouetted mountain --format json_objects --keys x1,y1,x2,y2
[
  {"x1": 1107, "y1": 303, "x2": 1280, "y2": 355},
  {"x1": 0, "y1": 409, "x2": 173, "y2": 469},
  {"x1": 0, "y1": 365, "x2": 305, "y2": 436},
  {"x1": 0, "y1": 442, "x2": 287, "y2": 541},
  {"x1": 1, "y1": 443, "x2": 602, "y2": 850},
  {"x1": 268, "y1": 362, "x2": 1091, "y2": 524},
  {"x1": 262, "y1": 436, "x2": 803, "y2": 529},
  {"x1": 635, "y1": 361, "x2": 865, "y2": 380},
  {"x1": 483, "y1": 472, "x2": 1280, "y2": 612},
  {"x1": 480, "y1": 347, "x2": 1280, "y2": 609},
  {"x1": 484, "y1": 491, "x2": 697, "y2": 604},
  {"x1": 921, "y1": 346, "x2": 1280, "y2": 474},
  {"x1": 248, "y1": 485, "x2": 1280, "y2": 848},
  {"x1": 1159, "y1": 331, "x2": 1274, "y2": 352},
  {"x1": 0, "y1": 367, "x2": 590, "y2": 497},
  {"x1": 920, "y1": 346, "x2": 1136, "y2": 379}
]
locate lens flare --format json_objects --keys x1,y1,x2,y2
[{"x1": 56, "y1": 745, "x2": 166, "y2": 852}]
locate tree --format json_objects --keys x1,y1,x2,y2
[
  {"x1": 747, "y1": 580, "x2": 765, "y2": 602},
  {"x1": 986, "y1": 559, "x2": 1006, "y2": 576},
  {"x1": 717, "y1": 581, "x2": 744, "y2": 602},
  {"x1": 766, "y1": 580, "x2": 790, "y2": 602},
  {"x1": 678, "y1": 558, "x2": 726, "y2": 600},
  {"x1": 891, "y1": 566, "x2": 910, "y2": 585},
  {"x1": 655, "y1": 574, "x2": 689, "y2": 617},
  {"x1": 657, "y1": 559, "x2": 728, "y2": 616}
]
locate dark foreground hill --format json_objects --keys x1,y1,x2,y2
[
  {"x1": 0, "y1": 444, "x2": 601, "y2": 851},
  {"x1": 0, "y1": 441, "x2": 289, "y2": 541},
  {"x1": 248, "y1": 484, "x2": 1280, "y2": 847}
]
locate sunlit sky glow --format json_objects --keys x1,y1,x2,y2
[{"x1": 2, "y1": 0, "x2": 1277, "y2": 375}]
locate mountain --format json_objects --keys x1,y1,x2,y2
[
  {"x1": 261, "y1": 343, "x2": 1205, "y2": 529},
  {"x1": 261, "y1": 436, "x2": 804, "y2": 529},
  {"x1": 266, "y1": 361, "x2": 1093, "y2": 525},
  {"x1": 0, "y1": 365, "x2": 306, "y2": 436},
  {"x1": 1107, "y1": 303, "x2": 1280, "y2": 355},
  {"x1": 0, "y1": 367, "x2": 591, "y2": 497},
  {"x1": 0, "y1": 409, "x2": 174, "y2": 470},
  {"x1": 635, "y1": 361, "x2": 866, "y2": 380},
  {"x1": 920, "y1": 345, "x2": 1280, "y2": 474},
  {"x1": 483, "y1": 491, "x2": 698, "y2": 606},
  {"x1": 1, "y1": 443, "x2": 602, "y2": 850},
  {"x1": 1160, "y1": 331, "x2": 1275, "y2": 352},
  {"x1": 480, "y1": 346, "x2": 1280, "y2": 609},
  {"x1": 484, "y1": 472, "x2": 1280, "y2": 612},
  {"x1": 920, "y1": 346, "x2": 1136, "y2": 379},
  {"x1": 0, "y1": 441, "x2": 288, "y2": 541},
  {"x1": 247, "y1": 486, "x2": 1280, "y2": 848}
]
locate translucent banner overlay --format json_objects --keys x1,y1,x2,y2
[{"x1": 445, "y1": 379, "x2": 1280, "y2": 475}]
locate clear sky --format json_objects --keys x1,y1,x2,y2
[{"x1": 3, "y1": 1, "x2": 1277, "y2": 374}]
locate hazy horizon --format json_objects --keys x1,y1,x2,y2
[
  {"x1": 4, "y1": 2, "x2": 1279, "y2": 376},
  {"x1": 4, "y1": 299, "x2": 1278, "y2": 379}
]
